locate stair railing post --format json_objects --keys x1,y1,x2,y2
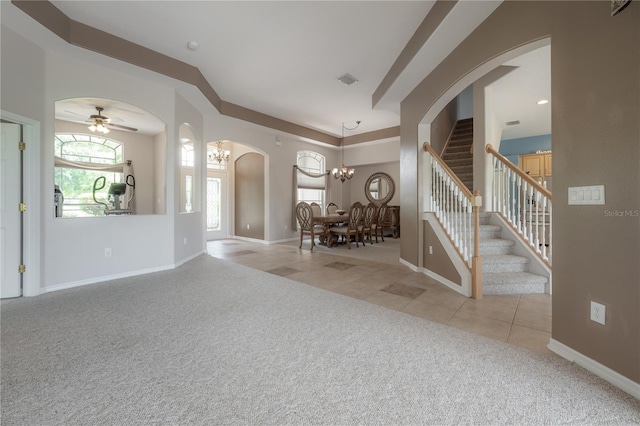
[{"x1": 471, "y1": 190, "x2": 483, "y2": 299}]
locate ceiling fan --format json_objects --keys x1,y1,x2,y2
[{"x1": 87, "y1": 106, "x2": 138, "y2": 133}]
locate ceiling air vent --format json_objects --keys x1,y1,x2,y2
[
  {"x1": 505, "y1": 120, "x2": 521, "y2": 126},
  {"x1": 338, "y1": 73, "x2": 358, "y2": 86}
]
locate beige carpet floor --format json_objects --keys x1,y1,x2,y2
[{"x1": 1, "y1": 254, "x2": 638, "y2": 424}]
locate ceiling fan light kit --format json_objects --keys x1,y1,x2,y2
[
  {"x1": 88, "y1": 106, "x2": 110, "y2": 134},
  {"x1": 87, "y1": 106, "x2": 138, "y2": 133}
]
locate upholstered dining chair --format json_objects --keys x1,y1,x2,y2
[
  {"x1": 372, "y1": 203, "x2": 388, "y2": 243},
  {"x1": 296, "y1": 202, "x2": 325, "y2": 252},
  {"x1": 326, "y1": 202, "x2": 338, "y2": 215},
  {"x1": 329, "y1": 201, "x2": 363, "y2": 249},
  {"x1": 310, "y1": 202, "x2": 322, "y2": 218},
  {"x1": 360, "y1": 202, "x2": 377, "y2": 245}
]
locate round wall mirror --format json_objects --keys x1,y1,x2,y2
[{"x1": 365, "y1": 172, "x2": 395, "y2": 205}]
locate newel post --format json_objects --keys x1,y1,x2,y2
[{"x1": 471, "y1": 190, "x2": 483, "y2": 299}]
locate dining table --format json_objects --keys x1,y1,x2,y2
[{"x1": 313, "y1": 213, "x2": 346, "y2": 247}]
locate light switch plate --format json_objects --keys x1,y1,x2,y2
[
  {"x1": 590, "y1": 301, "x2": 606, "y2": 325},
  {"x1": 568, "y1": 185, "x2": 605, "y2": 205}
]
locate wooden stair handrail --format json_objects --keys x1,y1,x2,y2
[
  {"x1": 485, "y1": 144, "x2": 552, "y2": 200},
  {"x1": 423, "y1": 142, "x2": 473, "y2": 199}
]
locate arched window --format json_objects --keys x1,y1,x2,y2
[
  {"x1": 180, "y1": 141, "x2": 194, "y2": 212},
  {"x1": 296, "y1": 150, "x2": 326, "y2": 209},
  {"x1": 54, "y1": 134, "x2": 124, "y2": 217}
]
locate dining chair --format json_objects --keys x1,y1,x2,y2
[
  {"x1": 372, "y1": 203, "x2": 388, "y2": 243},
  {"x1": 310, "y1": 202, "x2": 322, "y2": 218},
  {"x1": 326, "y1": 202, "x2": 338, "y2": 215},
  {"x1": 360, "y1": 202, "x2": 377, "y2": 245},
  {"x1": 329, "y1": 201, "x2": 363, "y2": 249},
  {"x1": 295, "y1": 202, "x2": 325, "y2": 252}
]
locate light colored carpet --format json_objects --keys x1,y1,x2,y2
[{"x1": 1, "y1": 255, "x2": 638, "y2": 425}]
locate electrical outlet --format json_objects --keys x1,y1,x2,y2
[
  {"x1": 429, "y1": 246, "x2": 433, "y2": 255},
  {"x1": 590, "y1": 301, "x2": 606, "y2": 325},
  {"x1": 104, "y1": 248, "x2": 112, "y2": 257},
  {"x1": 247, "y1": 224, "x2": 250, "y2": 230},
  {"x1": 184, "y1": 237, "x2": 187, "y2": 245}
]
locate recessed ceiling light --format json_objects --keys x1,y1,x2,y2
[
  {"x1": 187, "y1": 41, "x2": 199, "y2": 51},
  {"x1": 338, "y1": 73, "x2": 358, "y2": 86},
  {"x1": 537, "y1": 99, "x2": 549, "y2": 105}
]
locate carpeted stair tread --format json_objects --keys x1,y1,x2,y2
[
  {"x1": 483, "y1": 271, "x2": 548, "y2": 284},
  {"x1": 483, "y1": 254, "x2": 530, "y2": 264},
  {"x1": 479, "y1": 238, "x2": 515, "y2": 247}
]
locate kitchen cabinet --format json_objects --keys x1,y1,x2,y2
[{"x1": 520, "y1": 152, "x2": 552, "y2": 178}]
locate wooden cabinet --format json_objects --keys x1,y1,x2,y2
[{"x1": 520, "y1": 152, "x2": 552, "y2": 178}]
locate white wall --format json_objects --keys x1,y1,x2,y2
[
  {"x1": 175, "y1": 93, "x2": 204, "y2": 263},
  {"x1": 1, "y1": 22, "x2": 402, "y2": 293}
]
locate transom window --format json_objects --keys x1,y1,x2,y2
[
  {"x1": 54, "y1": 134, "x2": 124, "y2": 217},
  {"x1": 55, "y1": 133, "x2": 123, "y2": 164}
]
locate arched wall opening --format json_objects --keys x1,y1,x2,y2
[{"x1": 54, "y1": 97, "x2": 167, "y2": 217}]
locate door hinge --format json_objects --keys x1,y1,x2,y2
[
  {"x1": 19, "y1": 203, "x2": 27, "y2": 212},
  {"x1": 18, "y1": 264, "x2": 26, "y2": 274},
  {"x1": 19, "y1": 141, "x2": 26, "y2": 151}
]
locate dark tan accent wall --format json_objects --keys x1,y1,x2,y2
[
  {"x1": 401, "y1": 1, "x2": 639, "y2": 383},
  {"x1": 429, "y1": 99, "x2": 457, "y2": 155},
  {"x1": 423, "y1": 221, "x2": 461, "y2": 285},
  {"x1": 234, "y1": 153, "x2": 265, "y2": 240}
]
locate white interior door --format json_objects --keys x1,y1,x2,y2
[{"x1": 1, "y1": 121, "x2": 22, "y2": 298}]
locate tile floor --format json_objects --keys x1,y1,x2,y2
[{"x1": 207, "y1": 238, "x2": 552, "y2": 354}]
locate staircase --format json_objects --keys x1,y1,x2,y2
[
  {"x1": 478, "y1": 213, "x2": 548, "y2": 295},
  {"x1": 442, "y1": 118, "x2": 474, "y2": 191}
]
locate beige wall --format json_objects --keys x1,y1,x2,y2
[
  {"x1": 349, "y1": 163, "x2": 400, "y2": 207},
  {"x1": 401, "y1": 1, "x2": 639, "y2": 384},
  {"x1": 429, "y1": 99, "x2": 457, "y2": 156},
  {"x1": 235, "y1": 152, "x2": 265, "y2": 240},
  {"x1": 423, "y1": 221, "x2": 461, "y2": 286}
]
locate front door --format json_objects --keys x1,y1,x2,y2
[{"x1": 0, "y1": 121, "x2": 23, "y2": 298}]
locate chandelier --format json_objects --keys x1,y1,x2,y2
[
  {"x1": 208, "y1": 141, "x2": 230, "y2": 164},
  {"x1": 88, "y1": 107, "x2": 110, "y2": 134},
  {"x1": 332, "y1": 121, "x2": 360, "y2": 182}
]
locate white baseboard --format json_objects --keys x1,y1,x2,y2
[
  {"x1": 399, "y1": 257, "x2": 419, "y2": 271},
  {"x1": 548, "y1": 338, "x2": 640, "y2": 399},
  {"x1": 398, "y1": 258, "x2": 470, "y2": 297},
  {"x1": 175, "y1": 251, "x2": 205, "y2": 267},
  {"x1": 423, "y1": 268, "x2": 470, "y2": 297},
  {"x1": 44, "y1": 263, "x2": 175, "y2": 294},
  {"x1": 44, "y1": 251, "x2": 207, "y2": 294}
]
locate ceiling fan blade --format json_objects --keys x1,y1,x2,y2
[
  {"x1": 107, "y1": 122, "x2": 138, "y2": 132},
  {"x1": 64, "y1": 109, "x2": 91, "y2": 119}
]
